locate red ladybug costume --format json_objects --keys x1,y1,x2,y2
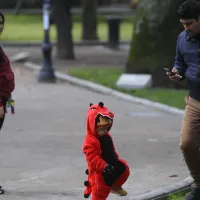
[{"x1": 82, "y1": 102, "x2": 130, "y2": 200}]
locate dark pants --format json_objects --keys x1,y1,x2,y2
[
  {"x1": 180, "y1": 96, "x2": 200, "y2": 187},
  {"x1": 0, "y1": 98, "x2": 7, "y2": 130}
]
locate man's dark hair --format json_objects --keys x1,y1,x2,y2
[{"x1": 177, "y1": 0, "x2": 200, "y2": 20}]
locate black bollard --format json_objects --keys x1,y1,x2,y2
[
  {"x1": 106, "y1": 16, "x2": 121, "y2": 49},
  {"x1": 38, "y1": 0, "x2": 56, "y2": 83}
]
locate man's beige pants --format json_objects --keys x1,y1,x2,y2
[{"x1": 180, "y1": 96, "x2": 200, "y2": 187}]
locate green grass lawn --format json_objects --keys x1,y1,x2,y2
[
  {"x1": 168, "y1": 191, "x2": 189, "y2": 200},
  {"x1": 1, "y1": 14, "x2": 133, "y2": 42},
  {"x1": 68, "y1": 67, "x2": 188, "y2": 109},
  {"x1": 168, "y1": 194, "x2": 184, "y2": 200}
]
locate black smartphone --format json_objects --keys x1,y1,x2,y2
[{"x1": 164, "y1": 68, "x2": 175, "y2": 76}]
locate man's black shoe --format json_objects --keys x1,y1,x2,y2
[{"x1": 185, "y1": 187, "x2": 200, "y2": 200}]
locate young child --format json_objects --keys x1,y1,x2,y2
[{"x1": 82, "y1": 102, "x2": 130, "y2": 200}]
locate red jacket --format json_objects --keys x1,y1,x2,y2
[{"x1": 0, "y1": 46, "x2": 15, "y2": 104}]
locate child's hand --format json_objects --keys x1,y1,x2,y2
[{"x1": 103, "y1": 164, "x2": 115, "y2": 186}]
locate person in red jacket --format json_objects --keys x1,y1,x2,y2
[
  {"x1": 0, "y1": 13, "x2": 15, "y2": 126},
  {"x1": 0, "y1": 12, "x2": 15, "y2": 194},
  {"x1": 82, "y1": 102, "x2": 130, "y2": 200}
]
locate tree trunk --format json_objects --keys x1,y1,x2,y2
[
  {"x1": 100, "y1": 0, "x2": 112, "y2": 5},
  {"x1": 52, "y1": 0, "x2": 75, "y2": 59},
  {"x1": 125, "y1": 0, "x2": 186, "y2": 87},
  {"x1": 82, "y1": 0, "x2": 98, "y2": 41}
]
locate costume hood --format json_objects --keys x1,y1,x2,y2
[{"x1": 86, "y1": 102, "x2": 114, "y2": 137}]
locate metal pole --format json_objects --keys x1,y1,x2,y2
[{"x1": 38, "y1": 0, "x2": 56, "y2": 83}]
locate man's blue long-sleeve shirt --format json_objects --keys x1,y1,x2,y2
[{"x1": 174, "y1": 30, "x2": 200, "y2": 100}]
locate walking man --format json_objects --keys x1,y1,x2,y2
[{"x1": 168, "y1": 0, "x2": 200, "y2": 199}]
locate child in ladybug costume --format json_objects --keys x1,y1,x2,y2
[{"x1": 82, "y1": 102, "x2": 130, "y2": 200}]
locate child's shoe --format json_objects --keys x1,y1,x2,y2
[{"x1": 111, "y1": 186, "x2": 128, "y2": 196}]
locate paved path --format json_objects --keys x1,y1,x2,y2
[
  {"x1": 2, "y1": 5, "x2": 135, "y2": 15},
  {"x1": 3, "y1": 46, "x2": 130, "y2": 71},
  {"x1": 0, "y1": 64, "x2": 188, "y2": 199}
]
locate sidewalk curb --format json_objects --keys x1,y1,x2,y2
[
  {"x1": 129, "y1": 176, "x2": 193, "y2": 200},
  {"x1": 20, "y1": 61, "x2": 192, "y2": 200},
  {"x1": 23, "y1": 61, "x2": 184, "y2": 116}
]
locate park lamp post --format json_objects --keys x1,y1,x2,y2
[
  {"x1": 0, "y1": 13, "x2": 4, "y2": 35},
  {"x1": 38, "y1": 0, "x2": 56, "y2": 83}
]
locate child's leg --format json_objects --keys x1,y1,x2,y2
[
  {"x1": 110, "y1": 159, "x2": 130, "y2": 196},
  {"x1": 92, "y1": 193, "x2": 109, "y2": 200},
  {"x1": 91, "y1": 173, "x2": 110, "y2": 200},
  {"x1": 113, "y1": 159, "x2": 130, "y2": 187}
]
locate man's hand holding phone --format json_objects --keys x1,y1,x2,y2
[{"x1": 165, "y1": 68, "x2": 183, "y2": 81}]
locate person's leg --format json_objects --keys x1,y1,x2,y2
[
  {"x1": 91, "y1": 193, "x2": 109, "y2": 200},
  {"x1": 0, "y1": 115, "x2": 5, "y2": 131},
  {"x1": 112, "y1": 159, "x2": 130, "y2": 187},
  {"x1": 0, "y1": 98, "x2": 7, "y2": 194},
  {"x1": 91, "y1": 173, "x2": 110, "y2": 200},
  {"x1": 110, "y1": 159, "x2": 130, "y2": 196},
  {"x1": 0, "y1": 98, "x2": 7, "y2": 130},
  {"x1": 180, "y1": 97, "x2": 200, "y2": 200}
]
